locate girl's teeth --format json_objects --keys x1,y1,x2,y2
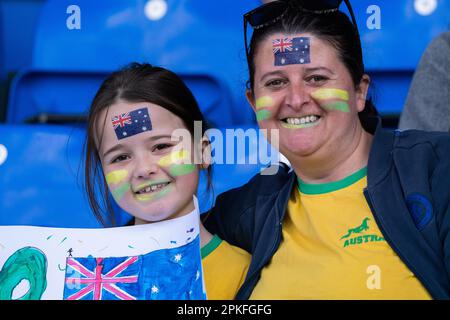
[{"x1": 138, "y1": 183, "x2": 168, "y2": 194}]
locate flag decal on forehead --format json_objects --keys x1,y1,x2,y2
[
  {"x1": 112, "y1": 107, "x2": 152, "y2": 140},
  {"x1": 273, "y1": 37, "x2": 310, "y2": 66}
]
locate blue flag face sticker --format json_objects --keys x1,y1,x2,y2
[
  {"x1": 112, "y1": 108, "x2": 152, "y2": 140},
  {"x1": 273, "y1": 37, "x2": 311, "y2": 66}
]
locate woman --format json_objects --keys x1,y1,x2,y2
[{"x1": 205, "y1": 0, "x2": 450, "y2": 299}]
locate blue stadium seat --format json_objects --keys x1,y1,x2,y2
[
  {"x1": 6, "y1": 69, "x2": 231, "y2": 127},
  {"x1": 6, "y1": 70, "x2": 107, "y2": 124},
  {"x1": 0, "y1": 124, "x2": 101, "y2": 227},
  {"x1": 350, "y1": 0, "x2": 450, "y2": 116},
  {"x1": 24, "y1": 0, "x2": 262, "y2": 126}
]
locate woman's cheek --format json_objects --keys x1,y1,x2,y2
[{"x1": 255, "y1": 95, "x2": 275, "y2": 122}]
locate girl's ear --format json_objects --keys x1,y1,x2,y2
[
  {"x1": 356, "y1": 74, "x2": 370, "y2": 112},
  {"x1": 198, "y1": 136, "x2": 212, "y2": 170},
  {"x1": 246, "y1": 89, "x2": 257, "y2": 114}
]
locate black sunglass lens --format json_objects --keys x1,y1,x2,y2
[{"x1": 247, "y1": 2, "x2": 287, "y2": 27}]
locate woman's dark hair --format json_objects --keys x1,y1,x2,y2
[
  {"x1": 247, "y1": 10, "x2": 378, "y2": 130},
  {"x1": 84, "y1": 63, "x2": 212, "y2": 227}
]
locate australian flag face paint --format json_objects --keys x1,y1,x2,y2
[
  {"x1": 273, "y1": 37, "x2": 310, "y2": 66},
  {"x1": 112, "y1": 107, "x2": 152, "y2": 140}
]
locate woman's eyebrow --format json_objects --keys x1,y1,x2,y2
[
  {"x1": 304, "y1": 66, "x2": 335, "y2": 74},
  {"x1": 260, "y1": 70, "x2": 286, "y2": 82}
]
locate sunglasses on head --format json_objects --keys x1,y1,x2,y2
[{"x1": 243, "y1": 0, "x2": 359, "y2": 66}]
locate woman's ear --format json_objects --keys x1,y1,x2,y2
[
  {"x1": 356, "y1": 74, "x2": 370, "y2": 112},
  {"x1": 246, "y1": 89, "x2": 257, "y2": 114}
]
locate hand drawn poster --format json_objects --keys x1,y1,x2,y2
[{"x1": 0, "y1": 207, "x2": 205, "y2": 300}]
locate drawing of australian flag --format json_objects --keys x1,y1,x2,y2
[
  {"x1": 112, "y1": 107, "x2": 152, "y2": 140},
  {"x1": 273, "y1": 37, "x2": 310, "y2": 66},
  {"x1": 63, "y1": 236, "x2": 205, "y2": 300}
]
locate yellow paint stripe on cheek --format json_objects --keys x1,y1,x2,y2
[
  {"x1": 311, "y1": 88, "x2": 349, "y2": 101},
  {"x1": 105, "y1": 169, "x2": 128, "y2": 185},
  {"x1": 255, "y1": 96, "x2": 274, "y2": 109},
  {"x1": 157, "y1": 150, "x2": 190, "y2": 167}
]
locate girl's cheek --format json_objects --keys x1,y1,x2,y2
[
  {"x1": 105, "y1": 169, "x2": 131, "y2": 201},
  {"x1": 157, "y1": 150, "x2": 196, "y2": 177}
]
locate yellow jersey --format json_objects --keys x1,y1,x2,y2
[
  {"x1": 202, "y1": 234, "x2": 251, "y2": 300},
  {"x1": 250, "y1": 167, "x2": 431, "y2": 300}
]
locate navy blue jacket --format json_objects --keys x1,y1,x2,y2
[{"x1": 205, "y1": 119, "x2": 450, "y2": 300}]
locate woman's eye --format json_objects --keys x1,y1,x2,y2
[
  {"x1": 266, "y1": 79, "x2": 287, "y2": 88},
  {"x1": 111, "y1": 155, "x2": 129, "y2": 163},
  {"x1": 307, "y1": 75, "x2": 328, "y2": 84}
]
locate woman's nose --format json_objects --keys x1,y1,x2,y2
[{"x1": 285, "y1": 82, "x2": 310, "y2": 110}]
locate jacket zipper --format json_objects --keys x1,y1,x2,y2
[{"x1": 364, "y1": 188, "x2": 437, "y2": 299}]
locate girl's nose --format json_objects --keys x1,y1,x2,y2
[{"x1": 133, "y1": 154, "x2": 159, "y2": 179}]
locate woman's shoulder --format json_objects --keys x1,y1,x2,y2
[{"x1": 392, "y1": 129, "x2": 450, "y2": 155}]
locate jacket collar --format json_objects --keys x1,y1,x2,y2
[{"x1": 366, "y1": 116, "x2": 395, "y2": 188}]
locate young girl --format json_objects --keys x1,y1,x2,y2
[{"x1": 83, "y1": 63, "x2": 250, "y2": 299}]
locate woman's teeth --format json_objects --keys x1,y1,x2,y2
[
  {"x1": 285, "y1": 115, "x2": 320, "y2": 125},
  {"x1": 136, "y1": 182, "x2": 169, "y2": 195}
]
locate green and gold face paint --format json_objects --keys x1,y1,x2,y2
[
  {"x1": 157, "y1": 149, "x2": 196, "y2": 177},
  {"x1": 311, "y1": 88, "x2": 350, "y2": 113},
  {"x1": 255, "y1": 96, "x2": 274, "y2": 122},
  {"x1": 135, "y1": 183, "x2": 174, "y2": 202},
  {"x1": 105, "y1": 169, "x2": 131, "y2": 201}
]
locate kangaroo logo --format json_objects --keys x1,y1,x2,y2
[{"x1": 340, "y1": 217, "x2": 370, "y2": 240}]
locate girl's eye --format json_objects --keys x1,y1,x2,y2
[
  {"x1": 265, "y1": 79, "x2": 287, "y2": 88},
  {"x1": 153, "y1": 143, "x2": 172, "y2": 152},
  {"x1": 111, "y1": 155, "x2": 129, "y2": 163}
]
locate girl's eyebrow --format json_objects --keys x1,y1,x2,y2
[
  {"x1": 102, "y1": 144, "x2": 125, "y2": 159},
  {"x1": 102, "y1": 134, "x2": 177, "y2": 158}
]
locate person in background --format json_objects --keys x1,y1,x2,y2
[{"x1": 399, "y1": 31, "x2": 450, "y2": 132}]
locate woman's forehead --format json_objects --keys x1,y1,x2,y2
[{"x1": 255, "y1": 32, "x2": 340, "y2": 71}]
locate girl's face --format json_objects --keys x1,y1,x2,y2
[
  {"x1": 248, "y1": 33, "x2": 369, "y2": 162},
  {"x1": 97, "y1": 101, "x2": 199, "y2": 224}
]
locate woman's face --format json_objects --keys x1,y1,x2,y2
[
  {"x1": 97, "y1": 101, "x2": 199, "y2": 224},
  {"x1": 248, "y1": 33, "x2": 368, "y2": 162}
]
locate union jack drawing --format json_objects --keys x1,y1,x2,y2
[
  {"x1": 112, "y1": 113, "x2": 132, "y2": 129},
  {"x1": 272, "y1": 38, "x2": 293, "y2": 53},
  {"x1": 64, "y1": 256, "x2": 140, "y2": 300}
]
